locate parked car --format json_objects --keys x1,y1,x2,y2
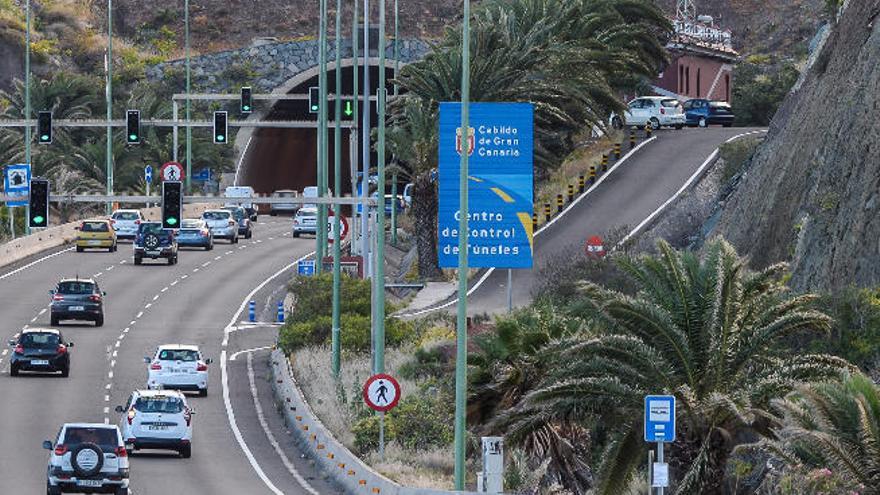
[
  {"x1": 117, "y1": 389, "x2": 194, "y2": 458},
  {"x1": 145, "y1": 344, "x2": 211, "y2": 396},
  {"x1": 44, "y1": 423, "x2": 130, "y2": 495},
  {"x1": 222, "y1": 205, "x2": 253, "y2": 239},
  {"x1": 371, "y1": 192, "x2": 404, "y2": 216},
  {"x1": 133, "y1": 222, "x2": 179, "y2": 265},
  {"x1": 8, "y1": 328, "x2": 73, "y2": 377},
  {"x1": 109, "y1": 210, "x2": 144, "y2": 240},
  {"x1": 292, "y1": 207, "x2": 318, "y2": 238},
  {"x1": 201, "y1": 209, "x2": 238, "y2": 243},
  {"x1": 50, "y1": 278, "x2": 106, "y2": 327},
  {"x1": 402, "y1": 183, "x2": 413, "y2": 209},
  {"x1": 269, "y1": 189, "x2": 298, "y2": 216},
  {"x1": 684, "y1": 99, "x2": 735, "y2": 127},
  {"x1": 176, "y1": 219, "x2": 213, "y2": 250},
  {"x1": 610, "y1": 96, "x2": 686, "y2": 130},
  {"x1": 75, "y1": 219, "x2": 118, "y2": 253}
]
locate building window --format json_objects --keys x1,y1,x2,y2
[
  {"x1": 685, "y1": 67, "x2": 690, "y2": 95},
  {"x1": 679, "y1": 65, "x2": 684, "y2": 93},
  {"x1": 725, "y1": 73, "x2": 730, "y2": 102},
  {"x1": 696, "y1": 68, "x2": 702, "y2": 97}
]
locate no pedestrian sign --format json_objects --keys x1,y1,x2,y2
[{"x1": 363, "y1": 373, "x2": 401, "y2": 413}]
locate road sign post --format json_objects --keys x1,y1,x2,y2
[
  {"x1": 144, "y1": 165, "x2": 153, "y2": 204},
  {"x1": 298, "y1": 260, "x2": 316, "y2": 277},
  {"x1": 645, "y1": 395, "x2": 675, "y2": 494},
  {"x1": 363, "y1": 373, "x2": 401, "y2": 461}
]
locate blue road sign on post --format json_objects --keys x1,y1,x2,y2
[
  {"x1": 194, "y1": 168, "x2": 212, "y2": 182},
  {"x1": 438, "y1": 102, "x2": 534, "y2": 269},
  {"x1": 4, "y1": 164, "x2": 31, "y2": 206},
  {"x1": 644, "y1": 395, "x2": 676, "y2": 442},
  {"x1": 298, "y1": 260, "x2": 316, "y2": 276},
  {"x1": 144, "y1": 165, "x2": 153, "y2": 182}
]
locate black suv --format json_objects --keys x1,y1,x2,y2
[
  {"x1": 9, "y1": 328, "x2": 73, "y2": 377},
  {"x1": 51, "y1": 279, "x2": 105, "y2": 327},
  {"x1": 134, "y1": 222, "x2": 178, "y2": 265}
]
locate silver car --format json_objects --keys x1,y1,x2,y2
[
  {"x1": 270, "y1": 190, "x2": 299, "y2": 216},
  {"x1": 110, "y1": 209, "x2": 144, "y2": 240},
  {"x1": 292, "y1": 207, "x2": 318, "y2": 238},
  {"x1": 201, "y1": 209, "x2": 238, "y2": 243}
]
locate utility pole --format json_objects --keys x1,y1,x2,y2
[
  {"x1": 374, "y1": 0, "x2": 387, "y2": 375},
  {"x1": 317, "y1": 0, "x2": 329, "y2": 268},
  {"x1": 24, "y1": 0, "x2": 31, "y2": 235},
  {"x1": 105, "y1": 0, "x2": 114, "y2": 215},
  {"x1": 350, "y1": 0, "x2": 360, "y2": 255},
  {"x1": 390, "y1": 0, "x2": 399, "y2": 245},
  {"x1": 185, "y1": 0, "x2": 192, "y2": 193},
  {"x1": 454, "y1": 0, "x2": 471, "y2": 488},
  {"x1": 676, "y1": 0, "x2": 696, "y2": 21},
  {"x1": 361, "y1": 0, "x2": 371, "y2": 278},
  {"x1": 331, "y1": 0, "x2": 343, "y2": 378}
]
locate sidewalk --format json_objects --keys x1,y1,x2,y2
[{"x1": 395, "y1": 281, "x2": 457, "y2": 316}]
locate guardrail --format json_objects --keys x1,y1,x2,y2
[{"x1": 270, "y1": 349, "x2": 481, "y2": 495}]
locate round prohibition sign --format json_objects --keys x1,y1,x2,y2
[{"x1": 363, "y1": 373, "x2": 401, "y2": 413}]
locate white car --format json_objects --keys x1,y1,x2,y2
[
  {"x1": 110, "y1": 209, "x2": 145, "y2": 240},
  {"x1": 145, "y1": 345, "x2": 211, "y2": 396},
  {"x1": 292, "y1": 207, "x2": 318, "y2": 237},
  {"x1": 43, "y1": 423, "x2": 130, "y2": 495},
  {"x1": 610, "y1": 96, "x2": 686, "y2": 130},
  {"x1": 117, "y1": 389, "x2": 194, "y2": 458}
]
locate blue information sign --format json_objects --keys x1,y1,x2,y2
[
  {"x1": 297, "y1": 260, "x2": 316, "y2": 277},
  {"x1": 144, "y1": 165, "x2": 153, "y2": 182},
  {"x1": 194, "y1": 168, "x2": 212, "y2": 182},
  {"x1": 438, "y1": 102, "x2": 534, "y2": 269},
  {"x1": 4, "y1": 164, "x2": 31, "y2": 207},
  {"x1": 644, "y1": 395, "x2": 676, "y2": 443}
]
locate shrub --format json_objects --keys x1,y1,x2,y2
[
  {"x1": 288, "y1": 274, "x2": 373, "y2": 323},
  {"x1": 278, "y1": 316, "x2": 331, "y2": 353},
  {"x1": 352, "y1": 388, "x2": 454, "y2": 455},
  {"x1": 718, "y1": 136, "x2": 763, "y2": 184},
  {"x1": 733, "y1": 58, "x2": 800, "y2": 126}
]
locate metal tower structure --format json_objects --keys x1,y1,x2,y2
[{"x1": 677, "y1": 0, "x2": 696, "y2": 21}]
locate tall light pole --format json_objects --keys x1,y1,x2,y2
[
  {"x1": 185, "y1": 0, "x2": 192, "y2": 193},
  {"x1": 374, "y1": 0, "x2": 387, "y2": 375},
  {"x1": 453, "y1": 0, "x2": 471, "y2": 488},
  {"x1": 350, "y1": 0, "x2": 360, "y2": 253},
  {"x1": 390, "y1": 0, "x2": 398, "y2": 245},
  {"x1": 317, "y1": 0, "x2": 329, "y2": 267},
  {"x1": 360, "y1": 0, "x2": 370, "y2": 278},
  {"x1": 105, "y1": 0, "x2": 114, "y2": 215},
  {"x1": 22, "y1": 0, "x2": 31, "y2": 236},
  {"x1": 331, "y1": 0, "x2": 343, "y2": 377}
]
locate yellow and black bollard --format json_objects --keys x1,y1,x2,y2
[
  {"x1": 578, "y1": 175, "x2": 585, "y2": 193},
  {"x1": 602, "y1": 154, "x2": 609, "y2": 172},
  {"x1": 614, "y1": 143, "x2": 622, "y2": 160},
  {"x1": 544, "y1": 203, "x2": 551, "y2": 222},
  {"x1": 590, "y1": 165, "x2": 597, "y2": 184},
  {"x1": 629, "y1": 130, "x2": 636, "y2": 149},
  {"x1": 645, "y1": 124, "x2": 653, "y2": 139},
  {"x1": 567, "y1": 183, "x2": 575, "y2": 203},
  {"x1": 556, "y1": 194, "x2": 564, "y2": 213},
  {"x1": 532, "y1": 212, "x2": 538, "y2": 232}
]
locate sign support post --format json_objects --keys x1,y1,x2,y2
[
  {"x1": 507, "y1": 269, "x2": 513, "y2": 313},
  {"x1": 330, "y1": 0, "x2": 343, "y2": 379},
  {"x1": 8, "y1": 208, "x2": 14, "y2": 239},
  {"x1": 363, "y1": 373, "x2": 401, "y2": 462},
  {"x1": 24, "y1": 0, "x2": 31, "y2": 236},
  {"x1": 645, "y1": 395, "x2": 675, "y2": 494}
]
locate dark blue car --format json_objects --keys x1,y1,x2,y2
[{"x1": 684, "y1": 99, "x2": 735, "y2": 128}]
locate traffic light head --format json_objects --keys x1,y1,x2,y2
[
  {"x1": 213, "y1": 111, "x2": 228, "y2": 144},
  {"x1": 28, "y1": 178, "x2": 49, "y2": 228},
  {"x1": 126, "y1": 109, "x2": 140, "y2": 144},
  {"x1": 161, "y1": 181, "x2": 183, "y2": 229},
  {"x1": 240, "y1": 87, "x2": 253, "y2": 114},
  {"x1": 309, "y1": 86, "x2": 319, "y2": 114},
  {"x1": 37, "y1": 111, "x2": 52, "y2": 144}
]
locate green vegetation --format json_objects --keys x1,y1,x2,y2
[
  {"x1": 718, "y1": 135, "x2": 763, "y2": 184},
  {"x1": 733, "y1": 57, "x2": 800, "y2": 126}
]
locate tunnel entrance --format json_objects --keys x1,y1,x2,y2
[{"x1": 240, "y1": 63, "x2": 399, "y2": 202}]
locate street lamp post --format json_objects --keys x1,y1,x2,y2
[
  {"x1": 22, "y1": 0, "x2": 31, "y2": 236},
  {"x1": 390, "y1": 0, "x2": 398, "y2": 245},
  {"x1": 105, "y1": 0, "x2": 114, "y2": 215},
  {"x1": 185, "y1": 0, "x2": 192, "y2": 193},
  {"x1": 454, "y1": 0, "x2": 471, "y2": 489},
  {"x1": 360, "y1": 0, "x2": 370, "y2": 278},
  {"x1": 317, "y1": 0, "x2": 329, "y2": 267},
  {"x1": 331, "y1": 0, "x2": 343, "y2": 377},
  {"x1": 350, "y1": 0, "x2": 360, "y2": 254},
  {"x1": 374, "y1": 0, "x2": 387, "y2": 375}
]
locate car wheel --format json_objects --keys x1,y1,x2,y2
[
  {"x1": 246, "y1": 231, "x2": 252, "y2": 239},
  {"x1": 205, "y1": 243, "x2": 213, "y2": 251},
  {"x1": 60, "y1": 366, "x2": 69, "y2": 378},
  {"x1": 180, "y1": 444, "x2": 192, "y2": 458},
  {"x1": 46, "y1": 481, "x2": 61, "y2": 495},
  {"x1": 76, "y1": 246, "x2": 84, "y2": 253},
  {"x1": 270, "y1": 211, "x2": 277, "y2": 216},
  {"x1": 95, "y1": 315, "x2": 104, "y2": 327},
  {"x1": 611, "y1": 116, "x2": 623, "y2": 130},
  {"x1": 70, "y1": 443, "x2": 104, "y2": 478},
  {"x1": 10, "y1": 364, "x2": 18, "y2": 376},
  {"x1": 675, "y1": 124, "x2": 684, "y2": 130},
  {"x1": 51, "y1": 315, "x2": 59, "y2": 326},
  {"x1": 699, "y1": 117, "x2": 707, "y2": 128},
  {"x1": 115, "y1": 487, "x2": 129, "y2": 495},
  {"x1": 723, "y1": 122, "x2": 733, "y2": 128},
  {"x1": 649, "y1": 117, "x2": 661, "y2": 130},
  {"x1": 232, "y1": 236, "x2": 238, "y2": 244},
  {"x1": 293, "y1": 231, "x2": 300, "y2": 238},
  {"x1": 134, "y1": 256, "x2": 142, "y2": 265},
  {"x1": 199, "y1": 388, "x2": 207, "y2": 397}
]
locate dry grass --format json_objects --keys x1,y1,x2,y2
[{"x1": 535, "y1": 131, "x2": 623, "y2": 210}]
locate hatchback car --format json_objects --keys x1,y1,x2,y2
[
  {"x1": 684, "y1": 99, "x2": 735, "y2": 127},
  {"x1": 611, "y1": 96, "x2": 686, "y2": 130},
  {"x1": 43, "y1": 423, "x2": 130, "y2": 495},
  {"x1": 292, "y1": 207, "x2": 318, "y2": 237},
  {"x1": 201, "y1": 209, "x2": 238, "y2": 243},
  {"x1": 269, "y1": 189, "x2": 299, "y2": 216},
  {"x1": 109, "y1": 210, "x2": 144, "y2": 240},
  {"x1": 8, "y1": 328, "x2": 73, "y2": 377},
  {"x1": 116, "y1": 389, "x2": 194, "y2": 458},
  {"x1": 145, "y1": 345, "x2": 211, "y2": 396},
  {"x1": 50, "y1": 278, "x2": 106, "y2": 327},
  {"x1": 222, "y1": 205, "x2": 253, "y2": 239},
  {"x1": 76, "y1": 219, "x2": 118, "y2": 253},
  {"x1": 176, "y1": 219, "x2": 213, "y2": 250}
]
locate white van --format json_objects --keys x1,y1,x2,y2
[
  {"x1": 224, "y1": 186, "x2": 258, "y2": 220},
  {"x1": 302, "y1": 186, "x2": 332, "y2": 209}
]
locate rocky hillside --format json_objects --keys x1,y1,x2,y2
[{"x1": 711, "y1": 0, "x2": 880, "y2": 291}]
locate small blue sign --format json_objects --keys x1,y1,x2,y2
[
  {"x1": 644, "y1": 395, "x2": 676, "y2": 443},
  {"x1": 194, "y1": 168, "x2": 212, "y2": 182},
  {"x1": 297, "y1": 260, "x2": 316, "y2": 277},
  {"x1": 438, "y1": 102, "x2": 534, "y2": 269},
  {"x1": 144, "y1": 165, "x2": 153, "y2": 182},
  {"x1": 4, "y1": 163, "x2": 31, "y2": 206}
]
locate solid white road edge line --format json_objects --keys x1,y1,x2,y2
[
  {"x1": 230, "y1": 345, "x2": 274, "y2": 362},
  {"x1": 220, "y1": 249, "x2": 315, "y2": 495},
  {"x1": 247, "y1": 352, "x2": 320, "y2": 495},
  {"x1": 0, "y1": 246, "x2": 75, "y2": 282},
  {"x1": 405, "y1": 136, "x2": 659, "y2": 317}
]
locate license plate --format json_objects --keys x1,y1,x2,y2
[
  {"x1": 31, "y1": 360, "x2": 49, "y2": 365},
  {"x1": 147, "y1": 250, "x2": 161, "y2": 256},
  {"x1": 88, "y1": 240, "x2": 103, "y2": 246},
  {"x1": 69, "y1": 306, "x2": 85, "y2": 311},
  {"x1": 148, "y1": 425, "x2": 168, "y2": 431},
  {"x1": 171, "y1": 368, "x2": 183, "y2": 373},
  {"x1": 77, "y1": 480, "x2": 102, "y2": 487}
]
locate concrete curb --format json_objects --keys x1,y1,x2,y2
[{"x1": 269, "y1": 349, "x2": 482, "y2": 495}]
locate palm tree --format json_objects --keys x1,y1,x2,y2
[
  {"x1": 502, "y1": 239, "x2": 852, "y2": 494},
  {"x1": 754, "y1": 372, "x2": 880, "y2": 493}
]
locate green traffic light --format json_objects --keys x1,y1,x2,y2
[
  {"x1": 311, "y1": 105, "x2": 319, "y2": 111},
  {"x1": 167, "y1": 217, "x2": 178, "y2": 225},
  {"x1": 33, "y1": 215, "x2": 45, "y2": 225},
  {"x1": 216, "y1": 135, "x2": 225, "y2": 142},
  {"x1": 40, "y1": 135, "x2": 49, "y2": 141},
  {"x1": 243, "y1": 105, "x2": 251, "y2": 111},
  {"x1": 129, "y1": 134, "x2": 138, "y2": 141}
]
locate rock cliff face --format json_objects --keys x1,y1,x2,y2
[{"x1": 712, "y1": 0, "x2": 880, "y2": 291}]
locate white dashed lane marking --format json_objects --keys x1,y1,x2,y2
[
  {"x1": 161, "y1": 287, "x2": 168, "y2": 292},
  {"x1": 136, "y1": 312, "x2": 143, "y2": 319},
  {"x1": 38, "y1": 308, "x2": 46, "y2": 316},
  {"x1": 152, "y1": 294, "x2": 159, "y2": 301},
  {"x1": 215, "y1": 256, "x2": 222, "y2": 260},
  {"x1": 145, "y1": 303, "x2": 152, "y2": 309},
  {"x1": 171, "y1": 280, "x2": 179, "y2": 286}
]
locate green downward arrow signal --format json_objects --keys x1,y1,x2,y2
[{"x1": 344, "y1": 101, "x2": 353, "y2": 117}]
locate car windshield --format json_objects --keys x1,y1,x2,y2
[
  {"x1": 180, "y1": 219, "x2": 202, "y2": 229},
  {"x1": 63, "y1": 427, "x2": 118, "y2": 451},
  {"x1": 297, "y1": 210, "x2": 317, "y2": 218},
  {"x1": 158, "y1": 349, "x2": 200, "y2": 361},
  {"x1": 203, "y1": 211, "x2": 230, "y2": 220},
  {"x1": 20, "y1": 332, "x2": 60, "y2": 347},
  {"x1": 139, "y1": 223, "x2": 163, "y2": 234},
  {"x1": 134, "y1": 396, "x2": 184, "y2": 413},
  {"x1": 661, "y1": 99, "x2": 680, "y2": 107},
  {"x1": 277, "y1": 191, "x2": 295, "y2": 198},
  {"x1": 58, "y1": 281, "x2": 95, "y2": 295},
  {"x1": 224, "y1": 208, "x2": 245, "y2": 220},
  {"x1": 81, "y1": 221, "x2": 109, "y2": 232},
  {"x1": 112, "y1": 212, "x2": 139, "y2": 221}
]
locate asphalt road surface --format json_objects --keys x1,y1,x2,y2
[
  {"x1": 0, "y1": 217, "x2": 341, "y2": 494},
  {"x1": 465, "y1": 126, "x2": 765, "y2": 315}
]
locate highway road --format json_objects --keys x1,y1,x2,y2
[
  {"x1": 0, "y1": 217, "x2": 340, "y2": 494},
  {"x1": 465, "y1": 126, "x2": 766, "y2": 315}
]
